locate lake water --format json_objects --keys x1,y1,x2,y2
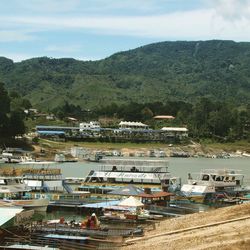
[
  {"x1": 0, "y1": 157, "x2": 249, "y2": 221},
  {"x1": 53, "y1": 157, "x2": 250, "y2": 185}
]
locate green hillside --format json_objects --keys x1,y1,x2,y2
[{"x1": 0, "y1": 40, "x2": 250, "y2": 111}]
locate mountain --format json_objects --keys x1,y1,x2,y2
[{"x1": 0, "y1": 40, "x2": 250, "y2": 111}]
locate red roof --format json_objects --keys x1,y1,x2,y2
[{"x1": 154, "y1": 115, "x2": 175, "y2": 119}]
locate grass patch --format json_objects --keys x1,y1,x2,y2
[
  {"x1": 200, "y1": 140, "x2": 250, "y2": 152},
  {"x1": 38, "y1": 139, "x2": 173, "y2": 150}
]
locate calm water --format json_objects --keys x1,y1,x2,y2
[
  {"x1": 53, "y1": 157, "x2": 250, "y2": 184},
  {"x1": 1, "y1": 157, "x2": 249, "y2": 183}
]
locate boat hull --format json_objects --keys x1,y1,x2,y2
[{"x1": 1, "y1": 198, "x2": 49, "y2": 212}]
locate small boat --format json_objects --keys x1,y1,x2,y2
[{"x1": 34, "y1": 217, "x2": 144, "y2": 237}]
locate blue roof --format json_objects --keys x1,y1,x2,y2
[
  {"x1": 79, "y1": 200, "x2": 120, "y2": 208},
  {"x1": 79, "y1": 185, "x2": 120, "y2": 190},
  {"x1": 45, "y1": 234, "x2": 88, "y2": 240},
  {"x1": 36, "y1": 125, "x2": 79, "y2": 130},
  {"x1": 38, "y1": 130, "x2": 65, "y2": 135}
]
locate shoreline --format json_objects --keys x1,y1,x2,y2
[{"x1": 32, "y1": 139, "x2": 250, "y2": 161}]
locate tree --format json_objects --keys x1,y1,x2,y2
[
  {"x1": 141, "y1": 107, "x2": 153, "y2": 121},
  {"x1": 0, "y1": 82, "x2": 10, "y2": 138},
  {"x1": 8, "y1": 110, "x2": 26, "y2": 137},
  {"x1": 0, "y1": 82, "x2": 10, "y2": 115}
]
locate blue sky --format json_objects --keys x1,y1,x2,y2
[{"x1": 0, "y1": 0, "x2": 250, "y2": 62}]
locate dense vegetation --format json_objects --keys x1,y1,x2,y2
[
  {"x1": 0, "y1": 40, "x2": 250, "y2": 110},
  {"x1": 0, "y1": 40, "x2": 250, "y2": 141},
  {"x1": 0, "y1": 82, "x2": 29, "y2": 145}
]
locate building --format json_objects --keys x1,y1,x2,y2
[
  {"x1": 79, "y1": 121, "x2": 100, "y2": 131},
  {"x1": 161, "y1": 127, "x2": 188, "y2": 139}
]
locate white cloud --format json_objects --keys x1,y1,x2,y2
[
  {"x1": 212, "y1": 0, "x2": 250, "y2": 21},
  {"x1": 13, "y1": 0, "x2": 81, "y2": 13},
  {"x1": 1, "y1": 8, "x2": 250, "y2": 41},
  {"x1": 1, "y1": 1, "x2": 250, "y2": 41},
  {"x1": 79, "y1": 0, "x2": 167, "y2": 13},
  {"x1": 4, "y1": 0, "x2": 172, "y2": 14},
  {"x1": 0, "y1": 30, "x2": 35, "y2": 42}
]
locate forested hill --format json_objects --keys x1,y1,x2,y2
[{"x1": 0, "y1": 40, "x2": 250, "y2": 110}]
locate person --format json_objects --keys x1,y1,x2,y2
[
  {"x1": 70, "y1": 219, "x2": 76, "y2": 227},
  {"x1": 90, "y1": 213, "x2": 100, "y2": 229},
  {"x1": 86, "y1": 216, "x2": 91, "y2": 229},
  {"x1": 80, "y1": 216, "x2": 89, "y2": 228},
  {"x1": 59, "y1": 217, "x2": 65, "y2": 224}
]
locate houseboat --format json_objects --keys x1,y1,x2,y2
[
  {"x1": 180, "y1": 169, "x2": 244, "y2": 203},
  {"x1": 0, "y1": 176, "x2": 49, "y2": 212},
  {"x1": 79, "y1": 158, "x2": 180, "y2": 195},
  {"x1": 0, "y1": 165, "x2": 80, "y2": 204}
]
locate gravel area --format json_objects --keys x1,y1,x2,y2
[{"x1": 122, "y1": 203, "x2": 250, "y2": 250}]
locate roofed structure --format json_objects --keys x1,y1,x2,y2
[
  {"x1": 118, "y1": 196, "x2": 144, "y2": 207},
  {"x1": 161, "y1": 127, "x2": 188, "y2": 132}
]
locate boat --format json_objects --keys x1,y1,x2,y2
[
  {"x1": 1, "y1": 148, "x2": 34, "y2": 163},
  {"x1": 54, "y1": 153, "x2": 66, "y2": 162},
  {"x1": 180, "y1": 169, "x2": 244, "y2": 203},
  {"x1": 0, "y1": 176, "x2": 49, "y2": 212},
  {"x1": 22, "y1": 166, "x2": 67, "y2": 193},
  {"x1": 79, "y1": 158, "x2": 181, "y2": 195},
  {"x1": 84, "y1": 151, "x2": 104, "y2": 162},
  {"x1": 33, "y1": 217, "x2": 144, "y2": 237}
]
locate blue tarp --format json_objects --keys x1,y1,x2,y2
[
  {"x1": 45, "y1": 234, "x2": 88, "y2": 240},
  {"x1": 79, "y1": 200, "x2": 120, "y2": 208},
  {"x1": 37, "y1": 130, "x2": 65, "y2": 135}
]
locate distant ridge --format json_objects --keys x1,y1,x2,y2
[{"x1": 0, "y1": 40, "x2": 250, "y2": 110}]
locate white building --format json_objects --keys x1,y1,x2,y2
[
  {"x1": 161, "y1": 127, "x2": 188, "y2": 138},
  {"x1": 79, "y1": 121, "x2": 100, "y2": 131}
]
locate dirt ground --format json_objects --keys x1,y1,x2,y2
[{"x1": 122, "y1": 202, "x2": 250, "y2": 250}]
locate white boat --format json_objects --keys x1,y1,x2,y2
[
  {"x1": 1, "y1": 152, "x2": 34, "y2": 164},
  {"x1": 1, "y1": 152, "x2": 22, "y2": 163},
  {"x1": 54, "y1": 153, "x2": 66, "y2": 162},
  {"x1": 0, "y1": 176, "x2": 49, "y2": 212},
  {"x1": 22, "y1": 167, "x2": 66, "y2": 193},
  {"x1": 80, "y1": 158, "x2": 180, "y2": 194},
  {"x1": 181, "y1": 169, "x2": 244, "y2": 203}
]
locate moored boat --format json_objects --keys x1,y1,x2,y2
[
  {"x1": 0, "y1": 176, "x2": 49, "y2": 212},
  {"x1": 180, "y1": 169, "x2": 245, "y2": 203},
  {"x1": 79, "y1": 158, "x2": 181, "y2": 195}
]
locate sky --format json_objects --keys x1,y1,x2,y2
[{"x1": 1, "y1": 0, "x2": 250, "y2": 62}]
